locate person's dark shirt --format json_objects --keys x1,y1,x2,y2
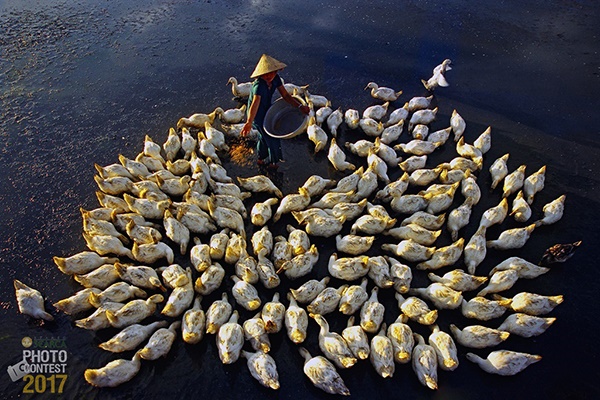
[{"x1": 247, "y1": 74, "x2": 283, "y2": 128}]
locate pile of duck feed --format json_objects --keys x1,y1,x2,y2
[{"x1": 14, "y1": 59, "x2": 578, "y2": 394}]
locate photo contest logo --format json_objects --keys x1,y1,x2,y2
[{"x1": 6, "y1": 336, "x2": 69, "y2": 394}]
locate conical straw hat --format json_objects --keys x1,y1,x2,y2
[{"x1": 250, "y1": 54, "x2": 287, "y2": 78}]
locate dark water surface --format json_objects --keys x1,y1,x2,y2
[{"x1": 1, "y1": 0, "x2": 599, "y2": 399}]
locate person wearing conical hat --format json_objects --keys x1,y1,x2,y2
[{"x1": 241, "y1": 54, "x2": 310, "y2": 169}]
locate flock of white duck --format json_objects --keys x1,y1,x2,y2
[{"x1": 14, "y1": 59, "x2": 572, "y2": 394}]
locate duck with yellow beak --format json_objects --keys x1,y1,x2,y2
[{"x1": 241, "y1": 54, "x2": 310, "y2": 169}]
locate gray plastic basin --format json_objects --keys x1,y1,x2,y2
[{"x1": 263, "y1": 96, "x2": 308, "y2": 139}]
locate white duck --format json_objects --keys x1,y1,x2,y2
[
  {"x1": 477, "y1": 269, "x2": 520, "y2": 297},
  {"x1": 237, "y1": 175, "x2": 283, "y2": 198},
  {"x1": 106, "y1": 295, "x2": 164, "y2": 329},
  {"x1": 466, "y1": 350, "x2": 541, "y2": 376},
  {"x1": 456, "y1": 137, "x2": 483, "y2": 169},
  {"x1": 99, "y1": 321, "x2": 167, "y2": 353},
  {"x1": 164, "y1": 209, "x2": 190, "y2": 255},
  {"x1": 311, "y1": 313, "x2": 357, "y2": 369},
  {"x1": 335, "y1": 234, "x2": 375, "y2": 255},
  {"x1": 358, "y1": 117, "x2": 384, "y2": 137},
  {"x1": 408, "y1": 108, "x2": 438, "y2": 131},
  {"x1": 427, "y1": 268, "x2": 487, "y2": 292},
  {"x1": 486, "y1": 224, "x2": 536, "y2": 250},
  {"x1": 205, "y1": 292, "x2": 233, "y2": 334},
  {"x1": 479, "y1": 198, "x2": 509, "y2": 228},
  {"x1": 137, "y1": 321, "x2": 180, "y2": 360},
  {"x1": 84, "y1": 353, "x2": 142, "y2": 387},
  {"x1": 243, "y1": 312, "x2": 270, "y2": 353},
  {"x1": 273, "y1": 187, "x2": 311, "y2": 222},
  {"x1": 344, "y1": 108, "x2": 360, "y2": 129},
  {"x1": 388, "y1": 256, "x2": 413, "y2": 293},
  {"x1": 216, "y1": 311, "x2": 244, "y2": 364},
  {"x1": 338, "y1": 278, "x2": 369, "y2": 315},
  {"x1": 307, "y1": 116, "x2": 329, "y2": 153},
  {"x1": 428, "y1": 325, "x2": 459, "y2": 371},
  {"x1": 194, "y1": 263, "x2": 225, "y2": 297},
  {"x1": 307, "y1": 285, "x2": 346, "y2": 316},
  {"x1": 232, "y1": 269, "x2": 261, "y2": 309},
  {"x1": 450, "y1": 324, "x2": 510, "y2": 349},
  {"x1": 132, "y1": 241, "x2": 174, "y2": 265},
  {"x1": 342, "y1": 316, "x2": 370, "y2": 360},
  {"x1": 371, "y1": 324, "x2": 395, "y2": 378},
  {"x1": 416, "y1": 238, "x2": 465, "y2": 271},
  {"x1": 380, "y1": 120, "x2": 404, "y2": 144},
  {"x1": 290, "y1": 276, "x2": 330, "y2": 304},
  {"x1": 250, "y1": 198, "x2": 278, "y2": 226},
  {"x1": 382, "y1": 239, "x2": 435, "y2": 263},
  {"x1": 180, "y1": 128, "x2": 197, "y2": 160},
  {"x1": 177, "y1": 108, "x2": 220, "y2": 130},
  {"x1": 360, "y1": 287, "x2": 385, "y2": 333},
  {"x1": 490, "y1": 153, "x2": 510, "y2": 189},
  {"x1": 427, "y1": 127, "x2": 451, "y2": 146},
  {"x1": 395, "y1": 139, "x2": 439, "y2": 156},
  {"x1": 368, "y1": 256, "x2": 394, "y2": 289},
  {"x1": 534, "y1": 194, "x2": 566, "y2": 227},
  {"x1": 261, "y1": 292, "x2": 286, "y2": 334},
  {"x1": 219, "y1": 105, "x2": 246, "y2": 124},
  {"x1": 114, "y1": 263, "x2": 164, "y2": 291},
  {"x1": 385, "y1": 102, "x2": 410, "y2": 127},
  {"x1": 412, "y1": 333, "x2": 438, "y2": 390},
  {"x1": 227, "y1": 77, "x2": 252, "y2": 98},
  {"x1": 74, "y1": 264, "x2": 119, "y2": 289},
  {"x1": 363, "y1": 101, "x2": 390, "y2": 120},
  {"x1": 510, "y1": 190, "x2": 532, "y2": 222},
  {"x1": 327, "y1": 138, "x2": 356, "y2": 171},
  {"x1": 52, "y1": 251, "x2": 119, "y2": 275},
  {"x1": 395, "y1": 293, "x2": 438, "y2": 325},
  {"x1": 447, "y1": 202, "x2": 473, "y2": 241},
  {"x1": 385, "y1": 223, "x2": 441, "y2": 246},
  {"x1": 410, "y1": 283, "x2": 462, "y2": 310},
  {"x1": 182, "y1": 296, "x2": 205, "y2": 344},
  {"x1": 503, "y1": 165, "x2": 527, "y2": 198},
  {"x1": 387, "y1": 314, "x2": 414, "y2": 364},
  {"x1": 285, "y1": 293, "x2": 308, "y2": 344},
  {"x1": 474, "y1": 126, "x2": 492, "y2": 153},
  {"x1": 241, "y1": 350, "x2": 280, "y2": 390},
  {"x1": 298, "y1": 347, "x2": 350, "y2": 396},
  {"x1": 316, "y1": 106, "x2": 333, "y2": 125},
  {"x1": 408, "y1": 95, "x2": 434, "y2": 112},
  {"x1": 365, "y1": 82, "x2": 402, "y2": 102},
  {"x1": 257, "y1": 249, "x2": 281, "y2": 288},
  {"x1": 14, "y1": 280, "x2": 53, "y2": 321},
  {"x1": 304, "y1": 90, "x2": 331, "y2": 108},
  {"x1": 412, "y1": 124, "x2": 429, "y2": 140},
  {"x1": 489, "y1": 256, "x2": 550, "y2": 279},
  {"x1": 83, "y1": 233, "x2": 133, "y2": 259},
  {"x1": 492, "y1": 292, "x2": 564, "y2": 316},
  {"x1": 402, "y1": 211, "x2": 446, "y2": 230},
  {"x1": 422, "y1": 58, "x2": 452, "y2": 91},
  {"x1": 464, "y1": 226, "x2": 487, "y2": 274},
  {"x1": 497, "y1": 313, "x2": 556, "y2": 337},
  {"x1": 461, "y1": 297, "x2": 511, "y2": 321},
  {"x1": 524, "y1": 165, "x2": 546, "y2": 204},
  {"x1": 301, "y1": 175, "x2": 336, "y2": 197},
  {"x1": 450, "y1": 109, "x2": 466, "y2": 142}
]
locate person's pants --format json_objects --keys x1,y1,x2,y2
[{"x1": 255, "y1": 124, "x2": 282, "y2": 164}]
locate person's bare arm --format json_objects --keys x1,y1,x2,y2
[
  {"x1": 278, "y1": 85, "x2": 310, "y2": 115},
  {"x1": 241, "y1": 95, "x2": 260, "y2": 136}
]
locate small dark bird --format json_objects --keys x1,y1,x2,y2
[{"x1": 540, "y1": 240, "x2": 582, "y2": 265}]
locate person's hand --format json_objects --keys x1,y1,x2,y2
[
  {"x1": 240, "y1": 121, "x2": 252, "y2": 137},
  {"x1": 299, "y1": 105, "x2": 310, "y2": 115}
]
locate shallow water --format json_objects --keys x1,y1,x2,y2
[{"x1": 1, "y1": 0, "x2": 599, "y2": 399}]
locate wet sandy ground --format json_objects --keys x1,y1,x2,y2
[{"x1": 1, "y1": 0, "x2": 599, "y2": 399}]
